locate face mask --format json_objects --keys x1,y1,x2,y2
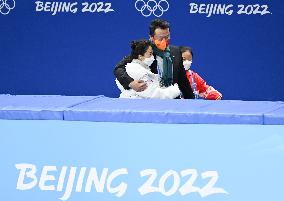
[
  {"x1": 143, "y1": 55, "x2": 155, "y2": 67},
  {"x1": 183, "y1": 60, "x2": 192, "y2": 70},
  {"x1": 154, "y1": 39, "x2": 169, "y2": 51}
]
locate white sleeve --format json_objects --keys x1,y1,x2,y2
[
  {"x1": 115, "y1": 79, "x2": 125, "y2": 92},
  {"x1": 136, "y1": 83, "x2": 181, "y2": 99},
  {"x1": 125, "y1": 63, "x2": 180, "y2": 99},
  {"x1": 126, "y1": 64, "x2": 147, "y2": 80}
]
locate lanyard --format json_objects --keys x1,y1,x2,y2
[
  {"x1": 156, "y1": 56, "x2": 163, "y2": 78},
  {"x1": 157, "y1": 62, "x2": 162, "y2": 78}
]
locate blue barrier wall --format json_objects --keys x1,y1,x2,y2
[
  {"x1": 1, "y1": 120, "x2": 284, "y2": 201},
  {"x1": 0, "y1": 0, "x2": 283, "y2": 100}
]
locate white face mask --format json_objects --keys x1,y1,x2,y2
[
  {"x1": 183, "y1": 60, "x2": 192, "y2": 70},
  {"x1": 143, "y1": 55, "x2": 155, "y2": 67}
]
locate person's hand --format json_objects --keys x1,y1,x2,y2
[{"x1": 129, "y1": 80, "x2": 147, "y2": 92}]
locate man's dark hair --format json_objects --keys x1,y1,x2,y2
[
  {"x1": 149, "y1": 19, "x2": 170, "y2": 36},
  {"x1": 130, "y1": 39, "x2": 152, "y2": 59},
  {"x1": 180, "y1": 46, "x2": 193, "y2": 58}
]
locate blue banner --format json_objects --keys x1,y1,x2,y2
[{"x1": 0, "y1": 0, "x2": 283, "y2": 100}]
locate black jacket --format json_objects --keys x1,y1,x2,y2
[{"x1": 113, "y1": 45, "x2": 194, "y2": 99}]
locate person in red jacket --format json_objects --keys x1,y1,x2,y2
[{"x1": 180, "y1": 46, "x2": 222, "y2": 100}]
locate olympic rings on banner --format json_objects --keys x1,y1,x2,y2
[
  {"x1": 0, "y1": 0, "x2": 16, "y2": 15},
  {"x1": 135, "y1": 0, "x2": 169, "y2": 17}
]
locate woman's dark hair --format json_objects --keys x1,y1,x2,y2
[
  {"x1": 180, "y1": 46, "x2": 193, "y2": 58},
  {"x1": 149, "y1": 19, "x2": 170, "y2": 37},
  {"x1": 130, "y1": 40, "x2": 152, "y2": 59}
]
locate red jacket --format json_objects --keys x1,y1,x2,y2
[{"x1": 186, "y1": 70, "x2": 222, "y2": 100}]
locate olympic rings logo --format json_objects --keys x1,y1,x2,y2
[
  {"x1": 0, "y1": 0, "x2": 15, "y2": 15},
  {"x1": 135, "y1": 0, "x2": 169, "y2": 17}
]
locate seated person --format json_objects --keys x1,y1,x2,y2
[
  {"x1": 116, "y1": 40, "x2": 181, "y2": 99},
  {"x1": 180, "y1": 46, "x2": 222, "y2": 100}
]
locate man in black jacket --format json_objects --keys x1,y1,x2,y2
[{"x1": 113, "y1": 19, "x2": 194, "y2": 99}]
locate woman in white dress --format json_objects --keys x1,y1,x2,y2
[{"x1": 116, "y1": 40, "x2": 180, "y2": 99}]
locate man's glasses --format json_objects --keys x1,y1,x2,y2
[{"x1": 154, "y1": 34, "x2": 170, "y2": 41}]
